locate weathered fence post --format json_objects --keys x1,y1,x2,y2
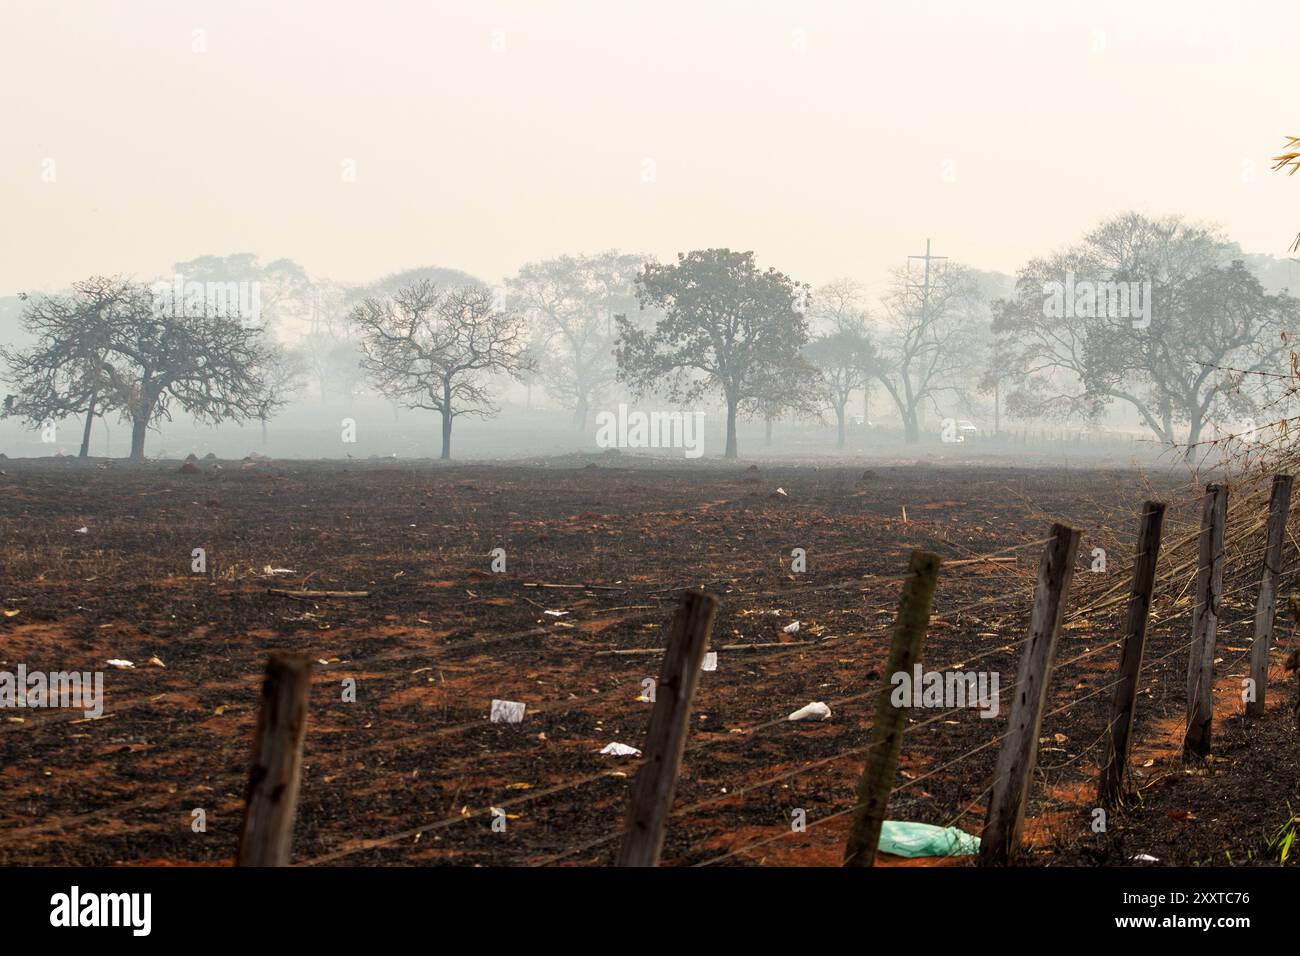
[
  {"x1": 1097, "y1": 501, "x2": 1165, "y2": 809},
  {"x1": 237, "y1": 652, "x2": 313, "y2": 866},
  {"x1": 616, "y1": 590, "x2": 719, "y2": 867},
  {"x1": 1248, "y1": 474, "x2": 1293, "y2": 718},
  {"x1": 844, "y1": 550, "x2": 942, "y2": 867},
  {"x1": 1184, "y1": 483, "x2": 1227, "y2": 760},
  {"x1": 979, "y1": 523, "x2": 1080, "y2": 866}
]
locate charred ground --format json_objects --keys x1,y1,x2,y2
[{"x1": 0, "y1": 455, "x2": 1295, "y2": 866}]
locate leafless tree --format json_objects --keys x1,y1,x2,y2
[
  {"x1": 508, "y1": 252, "x2": 643, "y2": 428},
  {"x1": 804, "y1": 327, "x2": 875, "y2": 448},
  {"x1": 4, "y1": 276, "x2": 280, "y2": 459},
  {"x1": 875, "y1": 262, "x2": 983, "y2": 443},
  {"x1": 352, "y1": 281, "x2": 533, "y2": 459},
  {"x1": 1, "y1": 277, "x2": 124, "y2": 455}
]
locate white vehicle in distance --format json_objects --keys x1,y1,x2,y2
[{"x1": 940, "y1": 418, "x2": 980, "y2": 443}]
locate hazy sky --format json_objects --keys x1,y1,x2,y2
[{"x1": 2, "y1": 0, "x2": 1297, "y2": 298}]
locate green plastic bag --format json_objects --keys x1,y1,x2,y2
[{"x1": 877, "y1": 820, "x2": 980, "y2": 858}]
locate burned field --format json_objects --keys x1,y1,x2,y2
[{"x1": 1, "y1": 456, "x2": 1297, "y2": 867}]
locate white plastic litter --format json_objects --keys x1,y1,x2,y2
[
  {"x1": 74, "y1": 527, "x2": 89, "y2": 534},
  {"x1": 600, "y1": 742, "x2": 641, "y2": 756},
  {"x1": 788, "y1": 701, "x2": 831, "y2": 721},
  {"x1": 105, "y1": 659, "x2": 135, "y2": 669},
  {"x1": 1131, "y1": 853, "x2": 1159, "y2": 863},
  {"x1": 702, "y1": 652, "x2": 718, "y2": 672},
  {"x1": 543, "y1": 610, "x2": 568, "y2": 618},
  {"x1": 783, "y1": 621, "x2": 801, "y2": 634},
  {"x1": 490, "y1": 699, "x2": 527, "y2": 724}
]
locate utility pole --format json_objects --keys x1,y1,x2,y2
[{"x1": 907, "y1": 239, "x2": 948, "y2": 321}]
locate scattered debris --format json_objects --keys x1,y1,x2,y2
[
  {"x1": 599, "y1": 742, "x2": 641, "y2": 757},
  {"x1": 878, "y1": 821, "x2": 980, "y2": 858},
  {"x1": 783, "y1": 621, "x2": 801, "y2": 634},
  {"x1": 788, "y1": 701, "x2": 831, "y2": 721},
  {"x1": 702, "y1": 651, "x2": 718, "y2": 671},
  {"x1": 105, "y1": 659, "x2": 135, "y2": 669},
  {"x1": 490, "y1": 699, "x2": 527, "y2": 724}
]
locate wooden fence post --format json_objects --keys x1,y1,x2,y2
[
  {"x1": 1248, "y1": 474, "x2": 1293, "y2": 718},
  {"x1": 616, "y1": 590, "x2": 719, "y2": 867},
  {"x1": 1096, "y1": 501, "x2": 1165, "y2": 809},
  {"x1": 1184, "y1": 483, "x2": 1227, "y2": 760},
  {"x1": 844, "y1": 550, "x2": 942, "y2": 867},
  {"x1": 979, "y1": 523, "x2": 1080, "y2": 866},
  {"x1": 237, "y1": 653, "x2": 313, "y2": 867}
]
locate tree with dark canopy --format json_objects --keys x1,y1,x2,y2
[
  {"x1": 3, "y1": 276, "x2": 282, "y2": 459},
  {"x1": 615, "y1": 249, "x2": 810, "y2": 459}
]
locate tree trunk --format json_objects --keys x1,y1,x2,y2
[
  {"x1": 764, "y1": 416, "x2": 773, "y2": 447},
  {"x1": 903, "y1": 410, "x2": 920, "y2": 444},
  {"x1": 835, "y1": 404, "x2": 846, "y2": 449},
  {"x1": 725, "y1": 397, "x2": 738, "y2": 459},
  {"x1": 129, "y1": 414, "x2": 149, "y2": 460},
  {"x1": 575, "y1": 395, "x2": 589, "y2": 430},
  {"x1": 440, "y1": 378, "x2": 453, "y2": 460},
  {"x1": 79, "y1": 399, "x2": 96, "y2": 458}
]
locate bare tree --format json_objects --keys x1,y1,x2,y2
[
  {"x1": 1, "y1": 277, "x2": 125, "y2": 456},
  {"x1": 805, "y1": 327, "x2": 875, "y2": 448},
  {"x1": 814, "y1": 278, "x2": 877, "y2": 423},
  {"x1": 4, "y1": 276, "x2": 279, "y2": 459},
  {"x1": 875, "y1": 262, "x2": 982, "y2": 443},
  {"x1": 508, "y1": 252, "x2": 643, "y2": 428},
  {"x1": 256, "y1": 346, "x2": 309, "y2": 445},
  {"x1": 352, "y1": 281, "x2": 533, "y2": 459}
]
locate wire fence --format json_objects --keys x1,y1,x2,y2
[{"x1": 3, "y1": 467, "x2": 1295, "y2": 869}]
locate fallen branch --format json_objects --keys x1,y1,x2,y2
[
  {"x1": 595, "y1": 639, "x2": 817, "y2": 657},
  {"x1": 523, "y1": 582, "x2": 627, "y2": 591},
  {"x1": 267, "y1": 588, "x2": 370, "y2": 599}
]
